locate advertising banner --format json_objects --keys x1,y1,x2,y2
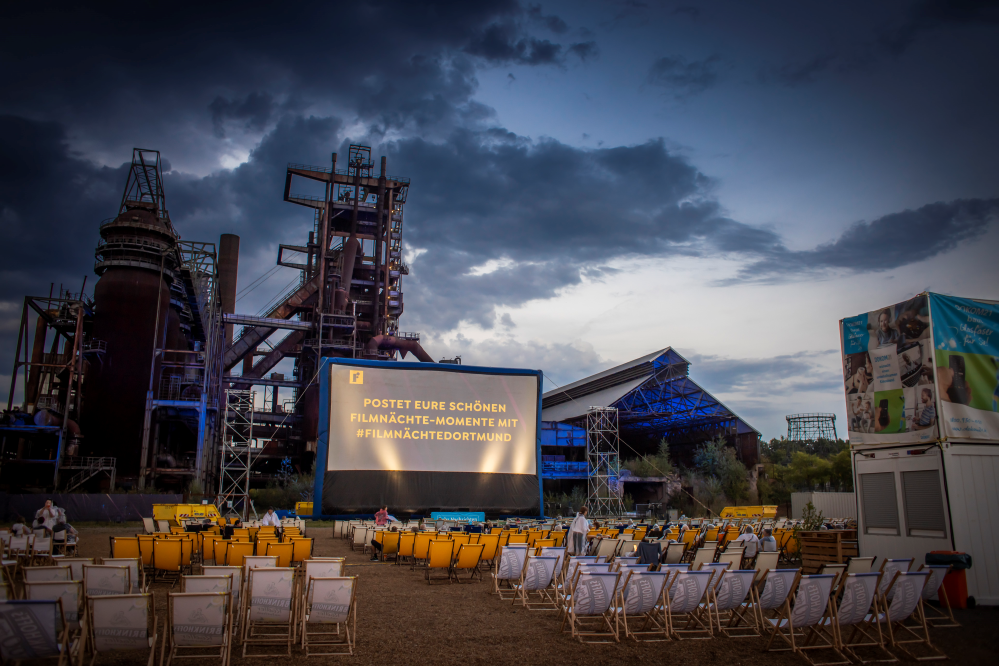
[
  {"x1": 839, "y1": 294, "x2": 939, "y2": 444},
  {"x1": 928, "y1": 294, "x2": 999, "y2": 440}
]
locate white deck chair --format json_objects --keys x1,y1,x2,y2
[
  {"x1": 667, "y1": 570, "x2": 715, "y2": 639},
  {"x1": 52, "y1": 557, "x2": 93, "y2": 582},
  {"x1": 203, "y1": 566, "x2": 243, "y2": 626},
  {"x1": 764, "y1": 573, "x2": 838, "y2": 662},
  {"x1": 560, "y1": 571, "x2": 622, "y2": 643},
  {"x1": 617, "y1": 570, "x2": 670, "y2": 641},
  {"x1": 512, "y1": 555, "x2": 560, "y2": 609},
  {"x1": 846, "y1": 556, "x2": 876, "y2": 574},
  {"x1": 157, "y1": 520, "x2": 172, "y2": 533},
  {"x1": 832, "y1": 572, "x2": 893, "y2": 663},
  {"x1": 878, "y1": 558, "x2": 914, "y2": 601},
  {"x1": 142, "y1": 518, "x2": 156, "y2": 534},
  {"x1": 31, "y1": 536, "x2": 54, "y2": 565},
  {"x1": 0, "y1": 599, "x2": 70, "y2": 664},
  {"x1": 24, "y1": 566, "x2": 71, "y2": 583},
  {"x1": 163, "y1": 591, "x2": 231, "y2": 666},
  {"x1": 301, "y1": 577, "x2": 357, "y2": 656},
  {"x1": 83, "y1": 564, "x2": 130, "y2": 597},
  {"x1": 753, "y1": 551, "x2": 780, "y2": 583},
  {"x1": 592, "y1": 538, "x2": 619, "y2": 561},
  {"x1": 492, "y1": 546, "x2": 528, "y2": 599},
  {"x1": 25, "y1": 580, "x2": 86, "y2": 660},
  {"x1": 753, "y1": 569, "x2": 800, "y2": 631},
  {"x1": 918, "y1": 564, "x2": 959, "y2": 628},
  {"x1": 88, "y1": 593, "x2": 158, "y2": 666},
  {"x1": 717, "y1": 550, "x2": 743, "y2": 570},
  {"x1": 690, "y1": 547, "x2": 715, "y2": 570},
  {"x1": 879, "y1": 570, "x2": 945, "y2": 661},
  {"x1": 104, "y1": 557, "x2": 146, "y2": 592},
  {"x1": 614, "y1": 556, "x2": 641, "y2": 567},
  {"x1": 241, "y1": 567, "x2": 295, "y2": 657},
  {"x1": 709, "y1": 569, "x2": 758, "y2": 638},
  {"x1": 617, "y1": 540, "x2": 642, "y2": 558},
  {"x1": 662, "y1": 542, "x2": 685, "y2": 565}
]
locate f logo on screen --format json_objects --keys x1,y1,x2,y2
[{"x1": 349, "y1": 371, "x2": 363, "y2": 385}]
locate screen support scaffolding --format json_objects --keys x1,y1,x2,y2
[
  {"x1": 218, "y1": 388, "x2": 254, "y2": 521},
  {"x1": 586, "y1": 407, "x2": 624, "y2": 516}
]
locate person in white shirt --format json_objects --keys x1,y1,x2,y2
[
  {"x1": 733, "y1": 525, "x2": 760, "y2": 558},
  {"x1": 261, "y1": 507, "x2": 283, "y2": 534},
  {"x1": 567, "y1": 506, "x2": 589, "y2": 555},
  {"x1": 760, "y1": 527, "x2": 778, "y2": 552}
]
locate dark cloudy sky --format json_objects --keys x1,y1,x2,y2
[{"x1": 2, "y1": 1, "x2": 998, "y2": 438}]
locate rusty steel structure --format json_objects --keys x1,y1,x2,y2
[{"x1": 786, "y1": 413, "x2": 838, "y2": 441}]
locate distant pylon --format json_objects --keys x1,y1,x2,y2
[{"x1": 786, "y1": 413, "x2": 837, "y2": 441}]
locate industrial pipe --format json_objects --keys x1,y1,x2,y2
[{"x1": 365, "y1": 335, "x2": 434, "y2": 363}]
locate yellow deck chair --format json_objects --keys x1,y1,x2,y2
[
  {"x1": 201, "y1": 534, "x2": 221, "y2": 564},
  {"x1": 213, "y1": 539, "x2": 232, "y2": 568},
  {"x1": 477, "y1": 534, "x2": 501, "y2": 570},
  {"x1": 498, "y1": 532, "x2": 511, "y2": 547},
  {"x1": 490, "y1": 528, "x2": 503, "y2": 535},
  {"x1": 291, "y1": 538, "x2": 313, "y2": 564},
  {"x1": 232, "y1": 528, "x2": 250, "y2": 542},
  {"x1": 412, "y1": 533, "x2": 433, "y2": 568},
  {"x1": 110, "y1": 536, "x2": 141, "y2": 559},
  {"x1": 426, "y1": 540, "x2": 453, "y2": 585},
  {"x1": 534, "y1": 539, "x2": 556, "y2": 551},
  {"x1": 397, "y1": 533, "x2": 416, "y2": 565},
  {"x1": 526, "y1": 530, "x2": 543, "y2": 547},
  {"x1": 551, "y1": 531, "x2": 566, "y2": 547},
  {"x1": 153, "y1": 539, "x2": 183, "y2": 587},
  {"x1": 171, "y1": 526, "x2": 184, "y2": 535},
  {"x1": 507, "y1": 534, "x2": 528, "y2": 544},
  {"x1": 226, "y1": 541, "x2": 254, "y2": 566},
  {"x1": 256, "y1": 537, "x2": 278, "y2": 555},
  {"x1": 265, "y1": 542, "x2": 295, "y2": 568},
  {"x1": 248, "y1": 527, "x2": 260, "y2": 540},
  {"x1": 380, "y1": 532, "x2": 401, "y2": 562},
  {"x1": 137, "y1": 535, "x2": 156, "y2": 567},
  {"x1": 451, "y1": 544, "x2": 485, "y2": 583}
]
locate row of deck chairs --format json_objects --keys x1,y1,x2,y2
[
  {"x1": 486, "y1": 543, "x2": 956, "y2": 658},
  {"x1": 0, "y1": 555, "x2": 358, "y2": 665}
]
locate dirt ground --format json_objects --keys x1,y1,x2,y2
[{"x1": 65, "y1": 525, "x2": 997, "y2": 665}]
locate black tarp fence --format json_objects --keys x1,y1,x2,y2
[{"x1": 0, "y1": 494, "x2": 183, "y2": 522}]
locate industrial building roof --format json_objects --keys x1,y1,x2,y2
[{"x1": 541, "y1": 347, "x2": 760, "y2": 439}]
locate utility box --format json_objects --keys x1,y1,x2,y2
[
  {"x1": 720, "y1": 505, "x2": 777, "y2": 519},
  {"x1": 840, "y1": 292, "x2": 999, "y2": 605},
  {"x1": 152, "y1": 503, "x2": 222, "y2": 525}
]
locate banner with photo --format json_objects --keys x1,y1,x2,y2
[
  {"x1": 928, "y1": 294, "x2": 999, "y2": 441},
  {"x1": 840, "y1": 294, "x2": 940, "y2": 444}
]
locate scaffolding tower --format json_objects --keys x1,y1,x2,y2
[
  {"x1": 218, "y1": 389, "x2": 254, "y2": 520},
  {"x1": 786, "y1": 413, "x2": 838, "y2": 441},
  {"x1": 586, "y1": 407, "x2": 624, "y2": 516}
]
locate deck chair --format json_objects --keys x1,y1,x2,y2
[
  {"x1": 163, "y1": 591, "x2": 231, "y2": 666},
  {"x1": 24, "y1": 565, "x2": 71, "y2": 583},
  {"x1": 89, "y1": 593, "x2": 157, "y2": 666},
  {"x1": 617, "y1": 570, "x2": 670, "y2": 641},
  {"x1": 492, "y1": 545, "x2": 528, "y2": 598},
  {"x1": 301, "y1": 577, "x2": 357, "y2": 656},
  {"x1": 83, "y1": 564, "x2": 130, "y2": 597},
  {"x1": 379, "y1": 531, "x2": 401, "y2": 562},
  {"x1": 451, "y1": 544, "x2": 485, "y2": 583},
  {"x1": 411, "y1": 533, "x2": 433, "y2": 569},
  {"x1": 753, "y1": 569, "x2": 800, "y2": 631},
  {"x1": 397, "y1": 533, "x2": 415, "y2": 565},
  {"x1": 709, "y1": 569, "x2": 758, "y2": 638},
  {"x1": 833, "y1": 572, "x2": 895, "y2": 663},
  {"x1": 717, "y1": 550, "x2": 743, "y2": 570},
  {"x1": 846, "y1": 556, "x2": 876, "y2": 574},
  {"x1": 154, "y1": 539, "x2": 184, "y2": 587},
  {"x1": 918, "y1": 565, "x2": 958, "y2": 628},
  {"x1": 690, "y1": 547, "x2": 715, "y2": 570},
  {"x1": 137, "y1": 535, "x2": 156, "y2": 569},
  {"x1": 299, "y1": 559, "x2": 344, "y2": 604},
  {"x1": 764, "y1": 573, "x2": 839, "y2": 664},
  {"x1": 104, "y1": 558, "x2": 146, "y2": 593},
  {"x1": 264, "y1": 543, "x2": 294, "y2": 568},
  {"x1": 212, "y1": 540, "x2": 231, "y2": 567},
  {"x1": 615, "y1": 556, "x2": 641, "y2": 567},
  {"x1": 697, "y1": 561, "x2": 732, "y2": 590},
  {"x1": 241, "y1": 567, "x2": 296, "y2": 657},
  {"x1": 879, "y1": 571, "x2": 945, "y2": 661},
  {"x1": 477, "y1": 534, "x2": 501, "y2": 570},
  {"x1": 594, "y1": 537, "x2": 620, "y2": 561},
  {"x1": 350, "y1": 526, "x2": 367, "y2": 551},
  {"x1": 820, "y1": 563, "x2": 848, "y2": 591},
  {"x1": 667, "y1": 570, "x2": 715, "y2": 639},
  {"x1": 142, "y1": 517, "x2": 156, "y2": 534},
  {"x1": 157, "y1": 520, "x2": 172, "y2": 533},
  {"x1": 182, "y1": 574, "x2": 233, "y2": 596},
  {"x1": 25, "y1": 580, "x2": 85, "y2": 660},
  {"x1": 225, "y1": 542, "x2": 254, "y2": 567},
  {"x1": 109, "y1": 536, "x2": 141, "y2": 560},
  {"x1": 561, "y1": 571, "x2": 622, "y2": 643},
  {"x1": 31, "y1": 536, "x2": 54, "y2": 565},
  {"x1": 0, "y1": 599, "x2": 70, "y2": 664},
  {"x1": 878, "y1": 559, "x2": 914, "y2": 602},
  {"x1": 511, "y1": 555, "x2": 559, "y2": 608},
  {"x1": 202, "y1": 567, "x2": 242, "y2": 625},
  {"x1": 753, "y1": 551, "x2": 780, "y2": 583},
  {"x1": 661, "y1": 542, "x2": 685, "y2": 565},
  {"x1": 50, "y1": 557, "x2": 93, "y2": 582},
  {"x1": 425, "y1": 540, "x2": 454, "y2": 585}
]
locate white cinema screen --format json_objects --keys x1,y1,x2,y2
[{"x1": 318, "y1": 360, "x2": 541, "y2": 514}]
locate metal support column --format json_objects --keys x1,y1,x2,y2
[{"x1": 586, "y1": 407, "x2": 624, "y2": 516}]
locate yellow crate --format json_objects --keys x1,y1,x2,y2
[
  {"x1": 719, "y1": 505, "x2": 777, "y2": 519},
  {"x1": 152, "y1": 503, "x2": 222, "y2": 526}
]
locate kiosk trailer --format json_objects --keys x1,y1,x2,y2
[
  {"x1": 840, "y1": 292, "x2": 999, "y2": 604},
  {"x1": 314, "y1": 358, "x2": 543, "y2": 516}
]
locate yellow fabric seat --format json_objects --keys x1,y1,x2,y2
[
  {"x1": 426, "y1": 540, "x2": 453, "y2": 584},
  {"x1": 265, "y1": 542, "x2": 295, "y2": 567},
  {"x1": 450, "y1": 544, "x2": 485, "y2": 583},
  {"x1": 109, "y1": 536, "x2": 141, "y2": 560},
  {"x1": 226, "y1": 541, "x2": 254, "y2": 566},
  {"x1": 290, "y1": 537, "x2": 313, "y2": 563}
]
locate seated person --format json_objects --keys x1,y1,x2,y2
[
  {"x1": 261, "y1": 507, "x2": 283, "y2": 534},
  {"x1": 370, "y1": 525, "x2": 400, "y2": 562},
  {"x1": 222, "y1": 517, "x2": 242, "y2": 539},
  {"x1": 732, "y1": 525, "x2": 760, "y2": 558},
  {"x1": 760, "y1": 528, "x2": 778, "y2": 552},
  {"x1": 10, "y1": 515, "x2": 27, "y2": 536}
]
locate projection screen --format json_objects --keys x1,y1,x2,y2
[{"x1": 316, "y1": 359, "x2": 541, "y2": 515}]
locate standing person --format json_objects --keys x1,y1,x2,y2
[
  {"x1": 261, "y1": 507, "x2": 283, "y2": 535},
  {"x1": 567, "y1": 506, "x2": 589, "y2": 555},
  {"x1": 374, "y1": 506, "x2": 389, "y2": 527}
]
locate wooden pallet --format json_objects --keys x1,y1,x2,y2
[{"x1": 798, "y1": 529, "x2": 859, "y2": 574}]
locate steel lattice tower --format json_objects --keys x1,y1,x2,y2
[
  {"x1": 786, "y1": 413, "x2": 838, "y2": 441},
  {"x1": 586, "y1": 407, "x2": 624, "y2": 516},
  {"x1": 218, "y1": 389, "x2": 255, "y2": 520}
]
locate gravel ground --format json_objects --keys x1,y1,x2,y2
[{"x1": 56, "y1": 525, "x2": 997, "y2": 665}]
